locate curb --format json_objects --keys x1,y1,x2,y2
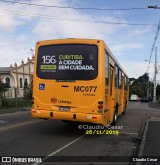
[
  {"x1": 136, "y1": 120, "x2": 149, "y2": 165},
  {"x1": 136, "y1": 117, "x2": 160, "y2": 165}
]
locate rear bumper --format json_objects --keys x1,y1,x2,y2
[{"x1": 32, "y1": 109, "x2": 103, "y2": 124}]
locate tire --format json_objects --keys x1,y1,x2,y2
[
  {"x1": 122, "y1": 101, "x2": 127, "y2": 115},
  {"x1": 112, "y1": 106, "x2": 118, "y2": 126}
]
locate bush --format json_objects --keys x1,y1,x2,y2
[{"x1": 2, "y1": 98, "x2": 32, "y2": 108}]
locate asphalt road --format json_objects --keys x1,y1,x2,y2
[{"x1": 0, "y1": 102, "x2": 160, "y2": 165}]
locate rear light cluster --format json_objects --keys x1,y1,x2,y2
[
  {"x1": 97, "y1": 101, "x2": 103, "y2": 113},
  {"x1": 32, "y1": 97, "x2": 34, "y2": 104},
  {"x1": 98, "y1": 101, "x2": 103, "y2": 109}
]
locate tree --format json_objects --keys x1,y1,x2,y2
[
  {"x1": 156, "y1": 85, "x2": 160, "y2": 100},
  {"x1": 129, "y1": 73, "x2": 149, "y2": 97},
  {"x1": 0, "y1": 79, "x2": 9, "y2": 106},
  {"x1": 23, "y1": 78, "x2": 32, "y2": 99},
  {"x1": 138, "y1": 73, "x2": 148, "y2": 83}
]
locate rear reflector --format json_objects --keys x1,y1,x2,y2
[{"x1": 87, "y1": 116, "x2": 97, "y2": 119}]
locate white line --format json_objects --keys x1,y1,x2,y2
[
  {"x1": 32, "y1": 134, "x2": 86, "y2": 165},
  {"x1": 132, "y1": 147, "x2": 136, "y2": 149},
  {"x1": 48, "y1": 134, "x2": 86, "y2": 157},
  {"x1": 0, "y1": 120, "x2": 40, "y2": 131},
  {"x1": 119, "y1": 131, "x2": 138, "y2": 135}
]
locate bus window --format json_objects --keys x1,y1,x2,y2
[
  {"x1": 119, "y1": 69, "x2": 122, "y2": 89},
  {"x1": 124, "y1": 76, "x2": 127, "y2": 90},
  {"x1": 115, "y1": 65, "x2": 118, "y2": 88},
  {"x1": 36, "y1": 44, "x2": 98, "y2": 80},
  {"x1": 125, "y1": 76, "x2": 129, "y2": 91},
  {"x1": 110, "y1": 66, "x2": 114, "y2": 96},
  {"x1": 105, "y1": 52, "x2": 109, "y2": 85}
]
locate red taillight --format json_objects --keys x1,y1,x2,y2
[
  {"x1": 92, "y1": 116, "x2": 97, "y2": 119},
  {"x1": 98, "y1": 105, "x2": 103, "y2": 109},
  {"x1": 32, "y1": 97, "x2": 34, "y2": 104}
]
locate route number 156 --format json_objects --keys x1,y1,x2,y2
[{"x1": 42, "y1": 55, "x2": 56, "y2": 64}]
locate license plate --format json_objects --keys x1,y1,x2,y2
[{"x1": 59, "y1": 106, "x2": 70, "y2": 111}]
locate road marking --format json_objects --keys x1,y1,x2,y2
[
  {"x1": 0, "y1": 120, "x2": 40, "y2": 131},
  {"x1": 0, "y1": 120, "x2": 8, "y2": 124},
  {"x1": 119, "y1": 131, "x2": 138, "y2": 135},
  {"x1": 32, "y1": 134, "x2": 86, "y2": 165},
  {"x1": 132, "y1": 147, "x2": 136, "y2": 149}
]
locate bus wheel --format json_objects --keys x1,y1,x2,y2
[
  {"x1": 122, "y1": 106, "x2": 126, "y2": 115},
  {"x1": 125, "y1": 100, "x2": 127, "y2": 109},
  {"x1": 112, "y1": 106, "x2": 118, "y2": 126},
  {"x1": 122, "y1": 101, "x2": 127, "y2": 115}
]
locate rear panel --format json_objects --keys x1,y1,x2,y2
[{"x1": 32, "y1": 39, "x2": 105, "y2": 121}]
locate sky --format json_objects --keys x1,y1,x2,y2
[{"x1": 1, "y1": 0, "x2": 160, "y2": 81}]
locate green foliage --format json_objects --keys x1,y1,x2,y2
[
  {"x1": 138, "y1": 73, "x2": 148, "y2": 83},
  {"x1": 156, "y1": 85, "x2": 160, "y2": 100},
  {"x1": 23, "y1": 79, "x2": 32, "y2": 99},
  {"x1": 130, "y1": 73, "x2": 150, "y2": 97},
  {"x1": 2, "y1": 99, "x2": 32, "y2": 108}
]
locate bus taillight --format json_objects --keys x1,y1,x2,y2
[
  {"x1": 98, "y1": 101, "x2": 103, "y2": 104},
  {"x1": 98, "y1": 105, "x2": 103, "y2": 109},
  {"x1": 32, "y1": 97, "x2": 34, "y2": 104},
  {"x1": 98, "y1": 101, "x2": 103, "y2": 109}
]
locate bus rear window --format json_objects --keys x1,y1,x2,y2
[{"x1": 36, "y1": 44, "x2": 98, "y2": 80}]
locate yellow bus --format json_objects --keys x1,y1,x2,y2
[{"x1": 32, "y1": 39, "x2": 129, "y2": 127}]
